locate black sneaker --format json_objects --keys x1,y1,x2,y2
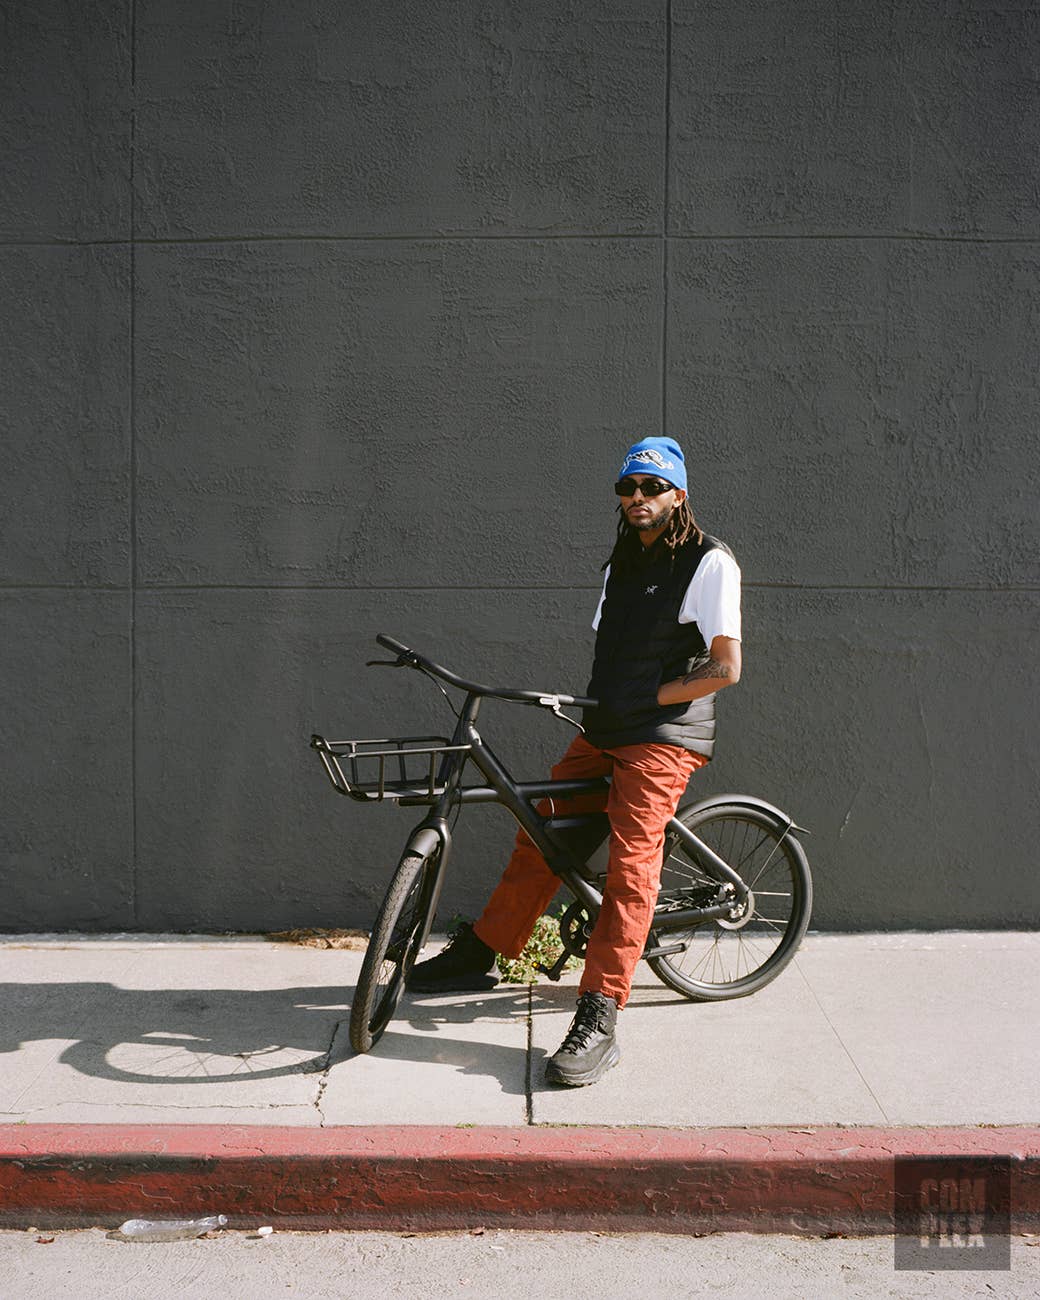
[
  {"x1": 406, "y1": 922, "x2": 499, "y2": 993},
  {"x1": 544, "y1": 991, "x2": 620, "y2": 1087}
]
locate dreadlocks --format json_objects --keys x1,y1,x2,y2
[{"x1": 602, "y1": 497, "x2": 704, "y2": 575}]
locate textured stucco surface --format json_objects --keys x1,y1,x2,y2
[
  {"x1": 0, "y1": 592, "x2": 133, "y2": 929},
  {"x1": 132, "y1": 0, "x2": 666, "y2": 239},
  {"x1": 0, "y1": 246, "x2": 131, "y2": 585},
  {"x1": 134, "y1": 238, "x2": 660, "y2": 586},
  {"x1": 667, "y1": 238, "x2": 1040, "y2": 587},
  {"x1": 0, "y1": 0, "x2": 132, "y2": 241},
  {"x1": 670, "y1": 0, "x2": 1040, "y2": 237},
  {"x1": 2, "y1": 0, "x2": 1038, "y2": 931}
]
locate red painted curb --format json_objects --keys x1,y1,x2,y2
[{"x1": 0, "y1": 1125, "x2": 1037, "y2": 1235}]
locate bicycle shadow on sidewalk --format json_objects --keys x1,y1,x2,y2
[
  {"x1": 0, "y1": 979, "x2": 541, "y2": 1098},
  {"x1": 0, "y1": 982, "x2": 355, "y2": 1089},
  {"x1": 0, "y1": 977, "x2": 701, "y2": 1106}
]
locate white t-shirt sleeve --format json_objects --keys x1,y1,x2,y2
[
  {"x1": 591, "y1": 565, "x2": 610, "y2": 630},
  {"x1": 678, "y1": 550, "x2": 742, "y2": 647}
]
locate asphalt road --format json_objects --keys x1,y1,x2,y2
[{"x1": 4, "y1": 1229, "x2": 1039, "y2": 1299}]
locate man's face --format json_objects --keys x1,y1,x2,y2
[{"x1": 617, "y1": 473, "x2": 682, "y2": 532}]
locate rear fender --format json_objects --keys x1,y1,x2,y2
[{"x1": 673, "y1": 792, "x2": 810, "y2": 836}]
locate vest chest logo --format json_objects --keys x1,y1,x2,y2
[{"x1": 644, "y1": 585, "x2": 658, "y2": 595}]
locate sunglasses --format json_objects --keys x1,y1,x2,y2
[{"x1": 614, "y1": 477, "x2": 674, "y2": 498}]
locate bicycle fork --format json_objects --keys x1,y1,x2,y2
[{"x1": 403, "y1": 818, "x2": 453, "y2": 953}]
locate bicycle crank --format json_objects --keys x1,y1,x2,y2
[{"x1": 535, "y1": 902, "x2": 593, "y2": 982}]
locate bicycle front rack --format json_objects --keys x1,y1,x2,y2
[{"x1": 310, "y1": 734, "x2": 472, "y2": 802}]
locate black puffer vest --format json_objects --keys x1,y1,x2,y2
[{"x1": 582, "y1": 533, "x2": 734, "y2": 758}]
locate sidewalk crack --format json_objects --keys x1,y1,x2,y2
[
  {"x1": 312, "y1": 1020, "x2": 347, "y2": 1128},
  {"x1": 524, "y1": 985, "x2": 534, "y2": 1125},
  {"x1": 793, "y1": 957, "x2": 891, "y2": 1122}
]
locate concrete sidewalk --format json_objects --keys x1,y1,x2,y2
[{"x1": 0, "y1": 931, "x2": 1037, "y2": 1233}]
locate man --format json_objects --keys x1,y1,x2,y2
[{"x1": 409, "y1": 437, "x2": 742, "y2": 1087}]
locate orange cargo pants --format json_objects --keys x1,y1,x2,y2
[{"x1": 472, "y1": 732, "x2": 707, "y2": 1008}]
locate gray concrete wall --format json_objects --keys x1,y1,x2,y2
[{"x1": 1, "y1": 0, "x2": 1038, "y2": 933}]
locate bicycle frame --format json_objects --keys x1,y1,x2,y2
[
  {"x1": 315, "y1": 635, "x2": 814, "y2": 1049},
  {"x1": 394, "y1": 688, "x2": 757, "y2": 949}
]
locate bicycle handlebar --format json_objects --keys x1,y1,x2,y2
[{"x1": 375, "y1": 634, "x2": 598, "y2": 709}]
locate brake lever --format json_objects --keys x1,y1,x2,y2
[
  {"x1": 535, "y1": 695, "x2": 586, "y2": 733},
  {"x1": 364, "y1": 655, "x2": 415, "y2": 668}
]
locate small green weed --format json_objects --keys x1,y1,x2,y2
[
  {"x1": 496, "y1": 908, "x2": 582, "y2": 984},
  {"x1": 445, "y1": 909, "x2": 581, "y2": 984}
]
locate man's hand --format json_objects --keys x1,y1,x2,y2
[{"x1": 656, "y1": 636, "x2": 741, "y2": 706}]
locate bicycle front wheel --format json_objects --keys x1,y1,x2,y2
[
  {"x1": 349, "y1": 847, "x2": 440, "y2": 1053},
  {"x1": 648, "y1": 803, "x2": 812, "y2": 1001}
]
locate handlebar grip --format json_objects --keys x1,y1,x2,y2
[
  {"x1": 376, "y1": 633, "x2": 413, "y2": 657},
  {"x1": 565, "y1": 696, "x2": 598, "y2": 709}
]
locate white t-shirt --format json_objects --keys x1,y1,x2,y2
[{"x1": 591, "y1": 548, "x2": 742, "y2": 648}]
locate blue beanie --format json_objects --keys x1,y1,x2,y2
[{"x1": 617, "y1": 437, "x2": 687, "y2": 493}]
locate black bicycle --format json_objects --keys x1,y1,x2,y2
[{"x1": 311, "y1": 635, "x2": 813, "y2": 1054}]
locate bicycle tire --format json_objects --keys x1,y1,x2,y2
[
  {"x1": 648, "y1": 802, "x2": 812, "y2": 1001},
  {"x1": 349, "y1": 847, "x2": 439, "y2": 1053}
]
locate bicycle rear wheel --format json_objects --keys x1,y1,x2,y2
[
  {"x1": 349, "y1": 847, "x2": 440, "y2": 1053},
  {"x1": 648, "y1": 803, "x2": 812, "y2": 1001}
]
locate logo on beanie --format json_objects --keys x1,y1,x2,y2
[{"x1": 623, "y1": 448, "x2": 675, "y2": 472}]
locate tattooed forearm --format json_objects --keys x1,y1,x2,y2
[{"x1": 682, "y1": 657, "x2": 733, "y2": 685}]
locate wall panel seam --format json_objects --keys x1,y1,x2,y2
[
  {"x1": 4, "y1": 584, "x2": 1033, "y2": 595},
  {"x1": 5, "y1": 234, "x2": 1039, "y2": 249},
  {"x1": 662, "y1": 0, "x2": 672, "y2": 434},
  {"x1": 129, "y1": 0, "x2": 138, "y2": 927}
]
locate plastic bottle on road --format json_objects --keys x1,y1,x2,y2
[{"x1": 113, "y1": 1215, "x2": 228, "y2": 1242}]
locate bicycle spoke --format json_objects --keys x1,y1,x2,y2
[
  {"x1": 730, "y1": 932, "x2": 774, "y2": 965},
  {"x1": 664, "y1": 852, "x2": 713, "y2": 884},
  {"x1": 733, "y1": 827, "x2": 771, "y2": 869},
  {"x1": 744, "y1": 839, "x2": 787, "y2": 891},
  {"x1": 682, "y1": 935, "x2": 725, "y2": 982}
]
